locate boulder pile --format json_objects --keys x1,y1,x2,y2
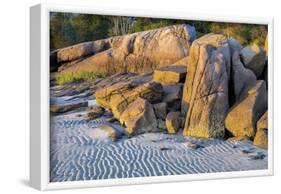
[{"x1": 51, "y1": 25, "x2": 269, "y2": 149}]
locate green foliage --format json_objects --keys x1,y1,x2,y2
[
  {"x1": 56, "y1": 71, "x2": 108, "y2": 85},
  {"x1": 50, "y1": 12, "x2": 111, "y2": 49},
  {"x1": 50, "y1": 12, "x2": 268, "y2": 50},
  {"x1": 71, "y1": 14, "x2": 110, "y2": 43},
  {"x1": 207, "y1": 22, "x2": 267, "y2": 46},
  {"x1": 50, "y1": 13, "x2": 76, "y2": 49}
]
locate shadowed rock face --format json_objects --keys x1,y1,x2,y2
[
  {"x1": 182, "y1": 33, "x2": 231, "y2": 138},
  {"x1": 52, "y1": 24, "x2": 196, "y2": 74},
  {"x1": 231, "y1": 51, "x2": 257, "y2": 102},
  {"x1": 240, "y1": 44, "x2": 266, "y2": 78}
]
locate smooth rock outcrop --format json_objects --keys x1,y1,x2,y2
[
  {"x1": 254, "y1": 111, "x2": 268, "y2": 149},
  {"x1": 120, "y1": 98, "x2": 158, "y2": 136},
  {"x1": 182, "y1": 33, "x2": 231, "y2": 138},
  {"x1": 166, "y1": 111, "x2": 180, "y2": 134},
  {"x1": 231, "y1": 51, "x2": 257, "y2": 102},
  {"x1": 240, "y1": 44, "x2": 266, "y2": 77},
  {"x1": 153, "y1": 65, "x2": 187, "y2": 85},
  {"x1": 225, "y1": 81, "x2": 268, "y2": 138},
  {"x1": 58, "y1": 24, "x2": 196, "y2": 75}
]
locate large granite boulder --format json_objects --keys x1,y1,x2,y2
[
  {"x1": 240, "y1": 44, "x2": 266, "y2": 77},
  {"x1": 120, "y1": 98, "x2": 158, "y2": 136},
  {"x1": 182, "y1": 33, "x2": 231, "y2": 138},
  {"x1": 57, "y1": 24, "x2": 196, "y2": 75},
  {"x1": 231, "y1": 51, "x2": 257, "y2": 102},
  {"x1": 166, "y1": 111, "x2": 181, "y2": 134},
  {"x1": 225, "y1": 81, "x2": 268, "y2": 138},
  {"x1": 254, "y1": 111, "x2": 268, "y2": 149},
  {"x1": 153, "y1": 65, "x2": 187, "y2": 85}
]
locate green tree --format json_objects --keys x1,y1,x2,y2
[
  {"x1": 71, "y1": 14, "x2": 110, "y2": 43},
  {"x1": 50, "y1": 12, "x2": 76, "y2": 49}
]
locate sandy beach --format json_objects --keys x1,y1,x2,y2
[{"x1": 50, "y1": 90, "x2": 267, "y2": 182}]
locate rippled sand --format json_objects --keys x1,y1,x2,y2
[{"x1": 50, "y1": 109, "x2": 268, "y2": 182}]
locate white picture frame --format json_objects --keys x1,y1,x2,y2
[{"x1": 30, "y1": 3, "x2": 274, "y2": 191}]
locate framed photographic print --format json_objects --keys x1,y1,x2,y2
[{"x1": 30, "y1": 3, "x2": 273, "y2": 191}]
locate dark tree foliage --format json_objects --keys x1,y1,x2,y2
[
  {"x1": 50, "y1": 13, "x2": 76, "y2": 50},
  {"x1": 50, "y1": 12, "x2": 267, "y2": 50}
]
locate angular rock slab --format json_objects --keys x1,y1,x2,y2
[
  {"x1": 95, "y1": 79, "x2": 163, "y2": 119},
  {"x1": 240, "y1": 44, "x2": 266, "y2": 77},
  {"x1": 182, "y1": 33, "x2": 231, "y2": 138},
  {"x1": 225, "y1": 81, "x2": 268, "y2": 138},
  {"x1": 120, "y1": 98, "x2": 158, "y2": 136},
  {"x1": 153, "y1": 65, "x2": 187, "y2": 85},
  {"x1": 254, "y1": 111, "x2": 268, "y2": 149}
]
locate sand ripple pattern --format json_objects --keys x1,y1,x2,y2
[{"x1": 50, "y1": 111, "x2": 268, "y2": 182}]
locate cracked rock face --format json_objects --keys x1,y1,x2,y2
[
  {"x1": 182, "y1": 33, "x2": 231, "y2": 138},
  {"x1": 55, "y1": 24, "x2": 196, "y2": 75}
]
